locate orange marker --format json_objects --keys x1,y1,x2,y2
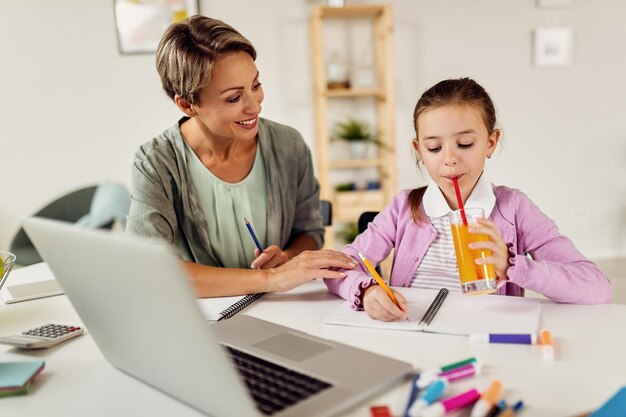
[
  {"x1": 540, "y1": 329, "x2": 555, "y2": 361},
  {"x1": 470, "y1": 380, "x2": 502, "y2": 417},
  {"x1": 357, "y1": 251, "x2": 400, "y2": 308}
]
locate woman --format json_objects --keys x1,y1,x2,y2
[{"x1": 127, "y1": 16, "x2": 355, "y2": 297}]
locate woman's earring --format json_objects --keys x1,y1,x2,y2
[{"x1": 487, "y1": 154, "x2": 492, "y2": 159}]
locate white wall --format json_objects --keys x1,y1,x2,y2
[{"x1": 1, "y1": 0, "x2": 625, "y2": 260}]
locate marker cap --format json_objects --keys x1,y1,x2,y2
[{"x1": 540, "y1": 329, "x2": 555, "y2": 361}]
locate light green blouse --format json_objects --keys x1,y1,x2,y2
[
  {"x1": 127, "y1": 117, "x2": 324, "y2": 268},
  {"x1": 184, "y1": 141, "x2": 267, "y2": 268}
]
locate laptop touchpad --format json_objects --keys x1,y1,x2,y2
[{"x1": 252, "y1": 332, "x2": 332, "y2": 362}]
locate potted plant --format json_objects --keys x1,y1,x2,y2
[
  {"x1": 335, "y1": 222, "x2": 359, "y2": 245},
  {"x1": 334, "y1": 182, "x2": 356, "y2": 192},
  {"x1": 333, "y1": 118, "x2": 383, "y2": 159}
]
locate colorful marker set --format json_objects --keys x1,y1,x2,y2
[
  {"x1": 469, "y1": 329, "x2": 555, "y2": 362},
  {"x1": 419, "y1": 380, "x2": 523, "y2": 417},
  {"x1": 405, "y1": 357, "x2": 483, "y2": 417},
  {"x1": 405, "y1": 358, "x2": 526, "y2": 417}
]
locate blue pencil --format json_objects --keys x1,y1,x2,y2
[{"x1": 243, "y1": 217, "x2": 263, "y2": 253}]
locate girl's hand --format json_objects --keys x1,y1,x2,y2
[
  {"x1": 468, "y1": 217, "x2": 510, "y2": 282},
  {"x1": 362, "y1": 285, "x2": 408, "y2": 322},
  {"x1": 251, "y1": 246, "x2": 289, "y2": 269},
  {"x1": 265, "y1": 249, "x2": 357, "y2": 292}
]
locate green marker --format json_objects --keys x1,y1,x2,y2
[{"x1": 420, "y1": 357, "x2": 479, "y2": 378}]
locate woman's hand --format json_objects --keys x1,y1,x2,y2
[
  {"x1": 362, "y1": 285, "x2": 408, "y2": 322},
  {"x1": 264, "y1": 249, "x2": 358, "y2": 293},
  {"x1": 251, "y1": 246, "x2": 289, "y2": 269},
  {"x1": 469, "y1": 217, "x2": 510, "y2": 282}
]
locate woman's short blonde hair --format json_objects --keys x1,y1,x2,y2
[{"x1": 156, "y1": 15, "x2": 256, "y2": 104}]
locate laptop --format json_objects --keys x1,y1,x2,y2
[{"x1": 22, "y1": 217, "x2": 412, "y2": 417}]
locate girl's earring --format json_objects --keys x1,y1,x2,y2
[{"x1": 487, "y1": 154, "x2": 492, "y2": 159}]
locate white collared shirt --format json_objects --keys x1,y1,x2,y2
[{"x1": 410, "y1": 173, "x2": 496, "y2": 291}]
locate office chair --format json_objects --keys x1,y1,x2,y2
[
  {"x1": 357, "y1": 211, "x2": 379, "y2": 236},
  {"x1": 9, "y1": 182, "x2": 131, "y2": 267},
  {"x1": 357, "y1": 211, "x2": 382, "y2": 275},
  {"x1": 74, "y1": 182, "x2": 131, "y2": 229},
  {"x1": 320, "y1": 199, "x2": 332, "y2": 226}
]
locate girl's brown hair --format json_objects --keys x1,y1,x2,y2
[
  {"x1": 409, "y1": 78, "x2": 497, "y2": 224},
  {"x1": 156, "y1": 15, "x2": 256, "y2": 105}
]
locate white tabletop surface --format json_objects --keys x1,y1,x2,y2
[{"x1": 1, "y1": 264, "x2": 625, "y2": 417}]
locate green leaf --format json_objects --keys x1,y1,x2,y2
[{"x1": 332, "y1": 118, "x2": 388, "y2": 149}]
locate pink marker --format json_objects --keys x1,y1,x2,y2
[
  {"x1": 439, "y1": 363, "x2": 480, "y2": 382},
  {"x1": 421, "y1": 388, "x2": 481, "y2": 417},
  {"x1": 417, "y1": 363, "x2": 481, "y2": 388}
]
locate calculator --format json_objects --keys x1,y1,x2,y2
[{"x1": 0, "y1": 324, "x2": 84, "y2": 349}]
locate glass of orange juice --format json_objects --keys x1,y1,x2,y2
[{"x1": 448, "y1": 208, "x2": 497, "y2": 295}]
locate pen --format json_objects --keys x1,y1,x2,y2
[
  {"x1": 420, "y1": 357, "x2": 479, "y2": 380},
  {"x1": 499, "y1": 400, "x2": 524, "y2": 417},
  {"x1": 469, "y1": 333, "x2": 537, "y2": 344},
  {"x1": 243, "y1": 217, "x2": 263, "y2": 253},
  {"x1": 540, "y1": 329, "x2": 555, "y2": 361},
  {"x1": 417, "y1": 363, "x2": 481, "y2": 389},
  {"x1": 421, "y1": 388, "x2": 481, "y2": 417},
  {"x1": 403, "y1": 373, "x2": 421, "y2": 417},
  {"x1": 357, "y1": 251, "x2": 400, "y2": 308},
  {"x1": 407, "y1": 378, "x2": 448, "y2": 416},
  {"x1": 470, "y1": 380, "x2": 502, "y2": 417}
]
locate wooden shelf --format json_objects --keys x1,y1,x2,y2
[
  {"x1": 310, "y1": 4, "x2": 397, "y2": 248},
  {"x1": 333, "y1": 190, "x2": 386, "y2": 223},
  {"x1": 319, "y1": 5, "x2": 384, "y2": 19},
  {"x1": 329, "y1": 158, "x2": 385, "y2": 169},
  {"x1": 326, "y1": 88, "x2": 385, "y2": 98}
]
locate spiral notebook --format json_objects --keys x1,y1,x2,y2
[
  {"x1": 196, "y1": 293, "x2": 264, "y2": 321},
  {"x1": 325, "y1": 287, "x2": 540, "y2": 336}
]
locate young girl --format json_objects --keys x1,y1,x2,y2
[{"x1": 325, "y1": 77, "x2": 611, "y2": 321}]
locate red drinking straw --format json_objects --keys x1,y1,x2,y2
[{"x1": 452, "y1": 177, "x2": 468, "y2": 226}]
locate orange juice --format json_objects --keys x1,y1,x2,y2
[{"x1": 448, "y1": 208, "x2": 497, "y2": 295}]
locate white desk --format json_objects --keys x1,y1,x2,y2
[{"x1": 1, "y1": 266, "x2": 625, "y2": 417}]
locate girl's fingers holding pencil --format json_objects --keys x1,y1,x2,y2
[
  {"x1": 364, "y1": 286, "x2": 407, "y2": 321},
  {"x1": 394, "y1": 290, "x2": 409, "y2": 314}
]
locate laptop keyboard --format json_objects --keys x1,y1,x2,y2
[{"x1": 226, "y1": 346, "x2": 333, "y2": 415}]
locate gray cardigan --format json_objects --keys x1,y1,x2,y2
[{"x1": 126, "y1": 117, "x2": 324, "y2": 267}]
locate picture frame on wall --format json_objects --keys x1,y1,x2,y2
[
  {"x1": 114, "y1": 0, "x2": 199, "y2": 55},
  {"x1": 533, "y1": 26, "x2": 574, "y2": 67}
]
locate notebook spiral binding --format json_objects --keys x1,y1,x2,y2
[
  {"x1": 218, "y1": 293, "x2": 265, "y2": 320},
  {"x1": 419, "y1": 288, "x2": 449, "y2": 326}
]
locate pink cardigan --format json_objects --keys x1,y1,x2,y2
[{"x1": 325, "y1": 186, "x2": 611, "y2": 309}]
